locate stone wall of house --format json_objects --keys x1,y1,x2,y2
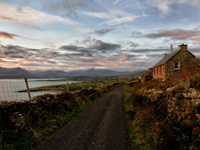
[{"x1": 165, "y1": 50, "x2": 199, "y2": 79}]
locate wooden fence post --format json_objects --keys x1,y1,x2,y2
[
  {"x1": 66, "y1": 82, "x2": 69, "y2": 92},
  {"x1": 24, "y1": 77, "x2": 31, "y2": 101}
]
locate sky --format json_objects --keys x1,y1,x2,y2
[{"x1": 0, "y1": 0, "x2": 200, "y2": 72}]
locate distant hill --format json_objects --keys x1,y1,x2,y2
[
  {"x1": 29, "y1": 68, "x2": 145, "y2": 78},
  {"x1": 29, "y1": 70, "x2": 68, "y2": 78},
  {"x1": 0, "y1": 67, "x2": 33, "y2": 79},
  {"x1": 0, "y1": 66, "x2": 146, "y2": 79},
  {"x1": 66, "y1": 68, "x2": 145, "y2": 78}
]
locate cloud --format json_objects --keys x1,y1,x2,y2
[
  {"x1": 92, "y1": 29, "x2": 114, "y2": 36},
  {"x1": 0, "y1": 44, "x2": 29, "y2": 58},
  {"x1": 90, "y1": 40, "x2": 121, "y2": 51},
  {"x1": 146, "y1": 29, "x2": 200, "y2": 39},
  {"x1": 145, "y1": 28, "x2": 200, "y2": 44},
  {"x1": 60, "y1": 45, "x2": 82, "y2": 51},
  {"x1": 82, "y1": 9, "x2": 140, "y2": 26},
  {"x1": 45, "y1": 0, "x2": 82, "y2": 14},
  {"x1": 130, "y1": 31, "x2": 142, "y2": 38},
  {"x1": 39, "y1": 49, "x2": 60, "y2": 59},
  {"x1": 0, "y1": 39, "x2": 174, "y2": 71},
  {"x1": 130, "y1": 49, "x2": 168, "y2": 53},
  {"x1": 62, "y1": 37, "x2": 121, "y2": 52},
  {"x1": 0, "y1": 16, "x2": 17, "y2": 22},
  {"x1": 191, "y1": 37, "x2": 200, "y2": 45},
  {"x1": 147, "y1": 0, "x2": 200, "y2": 14},
  {"x1": 103, "y1": 16, "x2": 134, "y2": 26},
  {"x1": 113, "y1": 0, "x2": 123, "y2": 5},
  {"x1": 127, "y1": 42, "x2": 140, "y2": 48},
  {"x1": 0, "y1": 32, "x2": 24, "y2": 40},
  {"x1": 0, "y1": 2, "x2": 77, "y2": 27}
]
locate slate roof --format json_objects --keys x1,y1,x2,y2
[{"x1": 154, "y1": 50, "x2": 180, "y2": 67}]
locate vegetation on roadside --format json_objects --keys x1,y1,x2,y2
[
  {"x1": 0, "y1": 86, "x2": 114, "y2": 150},
  {"x1": 124, "y1": 76, "x2": 200, "y2": 150}
]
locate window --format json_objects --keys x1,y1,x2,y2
[
  {"x1": 161, "y1": 65, "x2": 164, "y2": 74},
  {"x1": 157, "y1": 66, "x2": 159, "y2": 74},
  {"x1": 160, "y1": 65, "x2": 162, "y2": 74},
  {"x1": 174, "y1": 62, "x2": 180, "y2": 70}
]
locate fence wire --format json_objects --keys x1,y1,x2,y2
[{"x1": 0, "y1": 79, "x2": 68, "y2": 101}]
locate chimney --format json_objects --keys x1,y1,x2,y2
[
  {"x1": 178, "y1": 43, "x2": 187, "y2": 52},
  {"x1": 171, "y1": 44, "x2": 173, "y2": 53},
  {"x1": 163, "y1": 52, "x2": 168, "y2": 58}
]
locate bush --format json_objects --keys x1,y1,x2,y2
[{"x1": 125, "y1": 81, "x2": 200, "y2": 150}]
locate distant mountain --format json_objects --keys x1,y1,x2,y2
[
  {"x1": 0, "y1": 67, "x2": 33, "y2": 79},
  {"x1": 29, "y1": 70, "x2": 68, "y2": 78},
  {"x1": 65, "y1": 68, "x2": 145, "y2": 77},
  {"x1": 0, "y1": 66, "x2": 145, "y2": 79}
]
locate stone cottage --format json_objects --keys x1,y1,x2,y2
[{"x1": 153, "y1": 44, "x2": 199, "y2": 81}]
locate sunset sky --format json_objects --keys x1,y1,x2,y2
[{"x1": 0, "y1": 0, "x2": 200, "y2": 71}]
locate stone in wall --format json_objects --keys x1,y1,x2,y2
[{"x1": 179, "y1": 78, "x2": 195, "y2": 90}]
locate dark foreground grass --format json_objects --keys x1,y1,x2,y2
[
  {"x1": 123, "y1": 85, "x2": 165, "y2": 150},
  {"x1": 1, "y1": 88, "x2": 112, "y2": 150},
  {"x1": 122, "y1": 86, "x2": 137, "y2": 149},
  {"x1": 2, "y1": 102, "x2": 91, "y2": 150}
]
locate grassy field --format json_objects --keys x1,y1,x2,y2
[{"x1": 24, "y1": 79, "x2": 132, "y2": 93}]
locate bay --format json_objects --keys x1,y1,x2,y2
[{"x1": 0, "y1": 79, "x2": 77, "y2": 101}]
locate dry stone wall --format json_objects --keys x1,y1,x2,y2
[
  {"x1": 0, "y1": 85, "x2": 112, "y2": 141},
  {"x1": 142, "y1": 85, "x2": 200, "y2": 121}
]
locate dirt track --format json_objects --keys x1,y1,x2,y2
[{"x1": 36, "y1": 86, "x2": 130, "y2": 150}]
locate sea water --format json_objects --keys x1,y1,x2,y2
[{"x1": 0, "y1": 79, "x2": 77, "y2": 101}]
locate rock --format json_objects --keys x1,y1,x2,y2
[
  {"x1": 196, "y1": 114, "x2": 200, "y2": 119},
  {"x1": 9, "y1": 112, "x2": 26, "y2": 129},
  {"x1": 186, "y1": 92, "x2": 198, "y2": 99},
  {"x1": 189, "y1": 88, "x2": 196, "y2": 92},
  {"x1": 166, "y1": 87, "x2": 175, "y2": 93},
  {"x1": 183, "y1": 93, "x2": 188, "y2": 98},
  {"x1": 158, "y1": 91, "x2": 163, "y2": 94},
  {"x1": 151, "y1": 89, "x2": 156, "y2": 92},
  {"x1": 172, "y1": 98, "x2": 177, "y2": 101},
  {"x1": 179, "y1": 78, "x2": 195, "y2": 90},
  {"x1": 191, "y1": 99, "x2": 200, "y2": 107}
]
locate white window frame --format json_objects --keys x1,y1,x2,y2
[{"x1": 174, "y1": 62, "x2": 180, "y2": 70}]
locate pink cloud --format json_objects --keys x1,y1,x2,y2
[
  {"x1": 146, "y1": 28, "x2": 200, "y2": 45},
  {"x1": 191, "y1": 37, "x2": 200, "y2": 45},
  {"x1": 77, "y1": 55, "x2": 132, "y2": 68}
]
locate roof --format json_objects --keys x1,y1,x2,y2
[
  {"x1": 154, "y1": 50, "x2": 180, "y2": 67},
  {"x1": 141, "y1": 69, "x2": 152, "y2": 79}
]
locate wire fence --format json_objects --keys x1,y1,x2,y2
[
  {"x1": 0, "y1": 79, "x2": 71, "y2": 102},
  {"x1": 0, "y1": 78, "x2": 121, "y2": 102}
]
